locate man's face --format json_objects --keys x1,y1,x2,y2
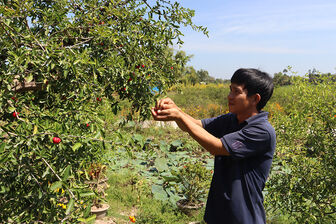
[{"x1": 227, "y1": 83, "x2": 256, "y2": 115}]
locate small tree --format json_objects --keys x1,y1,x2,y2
[{"x1": 0, "y1": 0, "x2": 207, "y2": 222}]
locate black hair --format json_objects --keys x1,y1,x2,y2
[{"x1": 231, "y1": 68, "x2": 274, "y2": 111}]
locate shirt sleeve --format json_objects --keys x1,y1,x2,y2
[
  {"x1": 201, "y1": 114, "x2": 231, "y2": 138},
  {"x1": 221, "y1": 125, "x2": 271, "y2": 159}
]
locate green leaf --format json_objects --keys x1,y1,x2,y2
[
  {"x1": 151, "y1": 184, "x2": 168, "y2": 201},
  {"x1": 26, "y1": 74, "x2": 33, "y2": 83},
  {"x1": 0, "y1": 142, "x2": 6, "y2": 153},
  {"x1": 33, "y1": 125, "x2": 38, "y2": 135},
  {"x1": 80, "y1": 215, "x2": 96, "y2": 222},
  {"x1": 94, "y1": 131, "x2": 101, "y2": 139},
  {"x1": 155, "y1": 157, "x2": 168, "y2": 172},
  {"x1": 42, "y1": 167, "x2": 50, "y2": 178},
  {"x1": 50, "y1": 181, "x2": 62, "y2": 192},
  {"x1": 65, "y1": 198, "x2": 75, "y2": 215},
  {"x1": 80, "y1": 192, "x2": 95, "y2": 198},
  {"x1": 38, "y1": 189, "x2": 43, "y2": 199},
  {"x1": 8, "y1": 107, "x2": 15, "y2": 112},
  {"x1": 132, "y1": 134, "x2": 143, "y2": 143},
  {"x1": 161, "y1": 172, "x2": 179, "y2": 182},
  {"x1": 62, "y1": 165, "x2": 71, "y2": 181},
  {"x1": 72, "y1": 143, "x2": 82, "y2": 152},
  {"x1": 171, "y1": 140, "x2": 183, "y2": 148}
]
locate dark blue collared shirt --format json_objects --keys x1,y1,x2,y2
[{"x1": 201, "y1": 112, "x2": 276, "y2": 224}]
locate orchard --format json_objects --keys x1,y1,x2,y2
[{"x1": 0, "y1": 0, "x2": 207, "y2": 222}]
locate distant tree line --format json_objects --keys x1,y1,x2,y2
[
  {"x1": 174, "y1": 50, "x2": 227, "y2": 85},
  {"x1": 180, "y1": 67, "x2": 227, "y2": 85},
  {"x1": 273, "y1": 67, "x2": 336, "y2": 86}
]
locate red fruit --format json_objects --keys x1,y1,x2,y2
[
  {"x1": 86, "y1": 123, "x2": 90, "y2": 127},
  {"x1": 12, "y1": 111, "x2": 19, "y2": 118},
  {"x1": 136, "y1": 65, "x2": 140, "y2": 69},
  {"x1": 96, "y1": 97, "x2": 102, "y2": 102},
  {"x1": 11, "y1": 96, "x2": 17, "y2": 101},
  {"x1": 128, "y1": 77, "x2": 132, "y2": 82},
  {"x1": 141, "y1": 64, "x2": 145, "y2": 68},
  {"x1": 171, "y1": 66, "x2": 174, "y2": 70},
  {"x1": 53, "y1": 137, "x2": 61, "y2": 144}
]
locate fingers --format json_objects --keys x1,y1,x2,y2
[
  {"x1": 151, "y1": 107, "x2": 176, "y2": 121},
  {"x1": 156, "y1": 97, "x2": 175, "y2": 110},
  {"x1": 151, "y1": 107, "x2": 158, "y2": 117}
]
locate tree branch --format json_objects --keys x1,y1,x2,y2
[{"x1": 41, "y1": 157, "x2": 75, "y2": 198}]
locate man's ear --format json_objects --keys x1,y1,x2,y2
[{"x1": 254, "y1": 93, "x2": 261, "y2": 105}]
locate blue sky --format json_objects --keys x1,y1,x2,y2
[{"x1": 175, "y1": 0, "x2": 336, "y2": 79}]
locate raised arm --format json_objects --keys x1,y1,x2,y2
[{"x1": 151, "y1": 98, "x2": 229, "y2": 156}]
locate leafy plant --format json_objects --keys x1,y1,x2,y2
[
  {"x1": 176, "y1": 162, "x2": 212, "y2": 204},
  {"x1": 265, "y1": 76, "x2": 336, "y2": 223}
]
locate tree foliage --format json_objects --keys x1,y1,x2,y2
[{"x1": 0, "y1": 0, "x2": 207, "y2": 222}]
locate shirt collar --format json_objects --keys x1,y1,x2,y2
[{"x1": 245, "y1": 111, "x2": 269, "y2": 124}]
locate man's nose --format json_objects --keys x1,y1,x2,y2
[{"x1": 228, "y1": 91, "x2": 234, "y2": 100}]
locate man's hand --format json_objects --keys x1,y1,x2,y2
[
  {"x1": 151, "y1": 97, "x2": 202, "y2": 131},
  {"x1": 151, "y1": 99, "x2": 181, "y2": 122},
  {"x1": 154, "y1": 97, "x2": 178, "y2": 111}
]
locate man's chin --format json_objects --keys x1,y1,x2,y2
[{"x1": 228, "y1": 106, "x2": 235, "y2": 114}]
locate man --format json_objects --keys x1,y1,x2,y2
[{"x1": 151, "y1": 68, "x2": 276, "y2": 224}]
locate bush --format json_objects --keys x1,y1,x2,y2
[
  {"x1": 177, "y1": 162, "x2": 212, "y2": 204},
  {"x1": 265, "y1": 76, "x2": 336, "y2": 223}
]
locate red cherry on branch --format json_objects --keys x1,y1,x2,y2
[
  {"x1": 171, "y1": 66, "x2": 174, "y2": 70},
  {"x1": 53, "y1": 137, "x2": 61, "y2": 144},
  {"x1": 12, "y1": 112, "x2": 19, "y2": 118},
  {"x1": 96, "y1": 97, "x2": 102, "y2": 102},
  {"x1": 141, "y1": 64, "x2": 145, "y2": 68},
  {"x1": 86, "y1": 123, "x2": 90, "y2": 127}
]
